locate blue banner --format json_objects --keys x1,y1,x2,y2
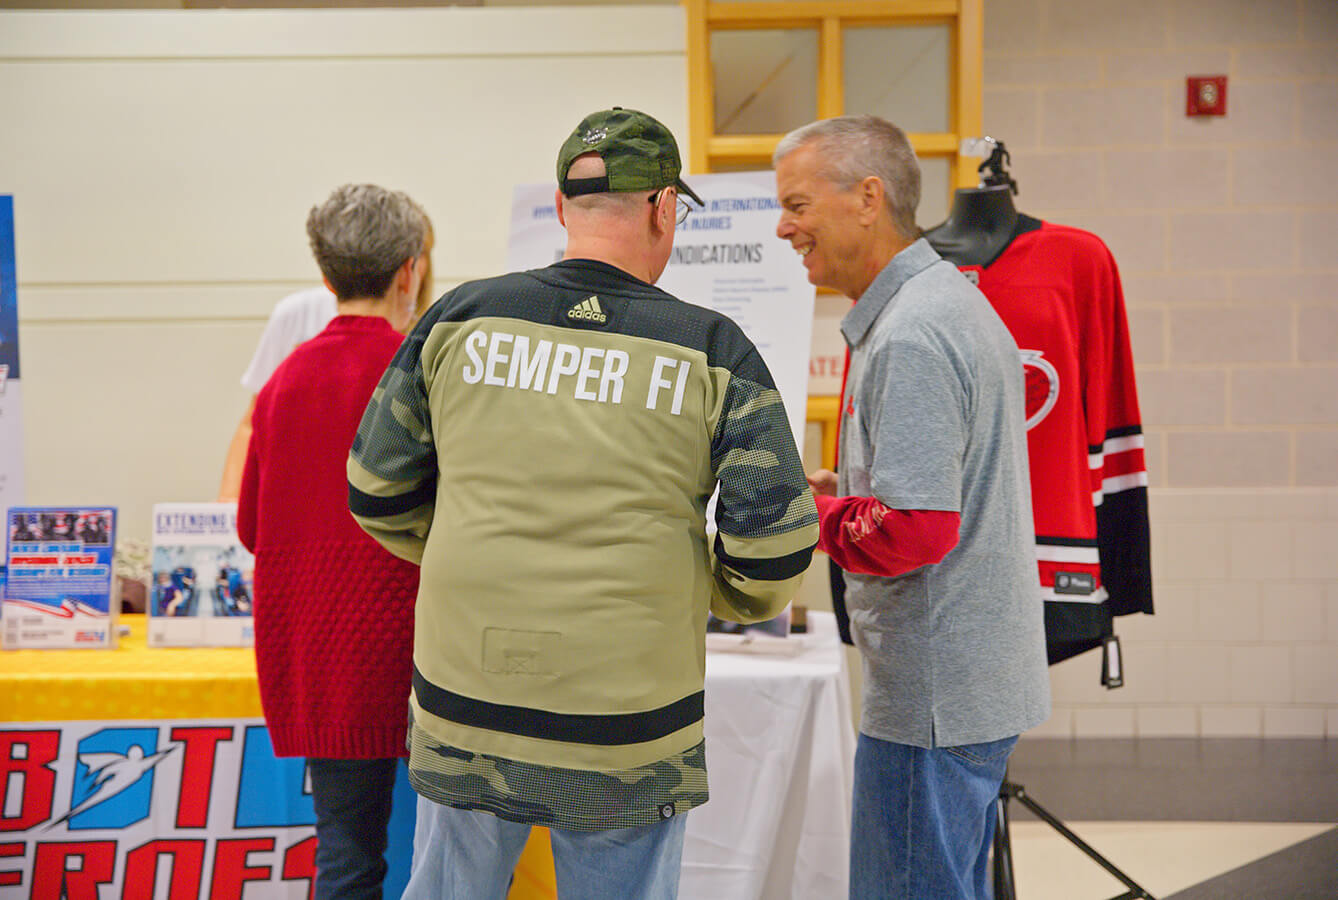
[
  {"x1": 0, "y1": 197, "x2": 19, "y2": 380},
  {"x1": 0, "y1": 195, "x2": 24, "y2": 534}
]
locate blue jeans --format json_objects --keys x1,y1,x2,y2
[
  {"x1": 850, "y1": 732, "x2": 1017, "y2": 900},
  {"x1": 401, "y1": 796, "x2": 688, "y2": 900},
  {"x1": 308, "y1": 757, "x2": 399, "y2": 900}
]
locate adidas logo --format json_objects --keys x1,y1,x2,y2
[{"x1": 567, "y1": 295, "x2": 607, "y2": 324}]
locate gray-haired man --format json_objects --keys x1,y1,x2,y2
[{"x1": 774, "y1": 115, "x2": 1049, "y2": 899}]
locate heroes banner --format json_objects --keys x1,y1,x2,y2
[{"x1": 1, "y1": 719, "x2": 414, "y2": 900}]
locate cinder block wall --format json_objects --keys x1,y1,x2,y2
[{"x1": 981, "y1": 0, "x2": 1338, "y2": 738}]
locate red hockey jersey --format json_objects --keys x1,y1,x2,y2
[{"x1": 958, "y1": 218, "x2": 1153, "y2": 662}]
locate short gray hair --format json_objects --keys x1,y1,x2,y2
[
  {"x1": 306, "y1": 184, "x2": 428, "y2": 300},
  {"x1": 773, "y1": 115, "x2": 921, "y2": 240}
]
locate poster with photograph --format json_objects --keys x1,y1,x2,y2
[
  {"x1": 150, "y1": 503, "x2": 254, "y2": 648},
  {"x1": 508, "y1": 172, "x2": 815, "y2": 640},
  {"x1": 2, "y1": 506, "x2": 117, "y2": 649}
]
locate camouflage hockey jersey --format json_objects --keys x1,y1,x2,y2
[{"x1": 348, "y1": 257, "x2": 818, "y2": 829}]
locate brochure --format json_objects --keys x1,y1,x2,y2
[
  {"x1": 3, "y1": 506, "x2": 117, "y2": 649},
  {"x1": 149, "y1": 503, "x2": 254, "y2": 647}
]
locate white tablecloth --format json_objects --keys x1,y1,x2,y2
[{"x1": 683, "y1": 611, "x2": 857, "y2": 900}]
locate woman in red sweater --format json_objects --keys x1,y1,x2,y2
[{"x1": 238, "y1": 183, "x2": 428, "y2": 900}]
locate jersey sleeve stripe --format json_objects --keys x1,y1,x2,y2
[
  {"x1": 1103, "y1": 472, "x2": 1148, "y2": 496},
  {"x1": 1089, "y1": 434, "x2": 1147, "y2": 469},
  {"x1": 1102, "y1": 450, "x2": 1146, "y2": 479},
  {"x1": 713, "y1": 535, "x2": 814, "y2": 581},
  {"x1": 348, "y1": 480, "x2": 436, "y2": 518},
  {"x1": 1034, "y1": 544, "x2": 1101, "y2": 564},
  {"x1": 1103, "y1": 434, "x2": 1144, "y2": 455}
]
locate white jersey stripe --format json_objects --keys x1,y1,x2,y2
[
  {"x1": 1088, "y1": 433, "x2": 1146, "y2": 469},
  {"x1": 1104, "y1": 472, "x2": 1148, "y2": 494},
  {"x1": 1104, "y1": 434, "x2": 1144, "y2": 455},
  {"x1": 1092, "y1": 471, "x2": 1149, "y2": 506},
  {"x1": 1035, "y1": 544, "x2": 1101, "y2": 564}
]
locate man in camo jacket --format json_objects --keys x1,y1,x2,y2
[{"x1": 348, "y1": 107, "x2": 818, "y2": 900}]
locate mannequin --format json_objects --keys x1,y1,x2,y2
[{"x1": 923, "y1": 184, "x2": 1021, "y2": 268}]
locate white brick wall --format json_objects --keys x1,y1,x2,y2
[
  {"x1": 975, "y1": 0, "x2": 1338, "y2": 739},
  {"x1": 1033, "y1": 488, "x2": 1338, "y2": 738}
]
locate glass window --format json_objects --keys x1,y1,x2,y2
[
  {"x1": 843, "y1": 25, "x2": 950, "y2": 135},
  {"x1": 711, "y1": 29, "x2": 818, "y2": 135}
]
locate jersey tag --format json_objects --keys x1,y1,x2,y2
[
  {"x1": 1054, "y1": 571, "x2": 1095, "y2": 595},
  {"x1": 1101, "y1": 635, "x2": 1124, "y2": 689}
]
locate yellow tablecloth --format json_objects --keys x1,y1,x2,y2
[
  {"x1": 0, "y1": 614, "x2": 559, "y2": 898},
  {"x1": 0, "y1": 614, "x2": 263, "y2": 721}
]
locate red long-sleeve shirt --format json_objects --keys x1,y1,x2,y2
[{"x1": 814, "y1": 494, "x2": 959, "y2": 577}]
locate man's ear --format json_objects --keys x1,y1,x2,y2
[
  {"x1": 555, "y1": 189, "x2": 567, "y2": 228},
  {"x1": 321, "y1": 275, "x2": 337, "y2": 298},
  {"x1": 857, "y1": 175, "x2": 885, "y2": 225},
  {"x1": 650, "y1": 190, "x2": 673, "y2": 239}
]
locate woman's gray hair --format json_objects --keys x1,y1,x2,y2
[
  {"x1": 306, "y1": 184, "x2": 428, "y2": 300},
  {"x1": 773, "y1": 116, "x2": 921, "y2": 240}
]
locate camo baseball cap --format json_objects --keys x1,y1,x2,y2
[{"x1": 557, "y1": 107, "x2": 703, "y2": 207}]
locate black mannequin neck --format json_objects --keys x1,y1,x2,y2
[{"x1": 923, "y1": 185, "x2": 1022, "y2": 268}]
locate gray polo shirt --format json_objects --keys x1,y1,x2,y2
[{"x1": 837, "y1": 239, "x2": 1050, "y2": 748}]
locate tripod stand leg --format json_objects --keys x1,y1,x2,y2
[
  {"x1": 992, "y1": 784, "x2": 1017, "y2": 900},
  {"x1": 1004, "y1": 783, "x2": 1158, "y2": 900}
]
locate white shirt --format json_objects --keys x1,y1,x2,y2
[{"x1": 240, "y1": 287, "x2": 337, "y2": 394}]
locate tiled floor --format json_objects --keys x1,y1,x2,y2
[{"x1": 999, "y1": 739, "x2": 1338, "y2": 899}]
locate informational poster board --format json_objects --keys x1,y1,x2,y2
[
  {"x1": 150, "y1": 504, "x2": 255, "y2": 648},
  {"x1": 505, "y1": 170, "x2": 815, "y2": 451},
  {"x1": 0, "y1": 719, "x2": 415, "y2": 899},
  {"x1": 2, "y1": 507, "x2": 117, "y2": 649},
  {"x1": 0, "y1": 197, "x2": 24, "y2": 524}
]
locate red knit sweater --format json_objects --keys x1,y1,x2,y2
[{"x1": 238, "y1": 315, "x2": 419, "y2": 759}]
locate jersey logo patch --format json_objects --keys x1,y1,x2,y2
[
  {"x1": 567, "y1": 295, "x2": 608, "y2": 324},
  {"x1": 1020, "y1": 349, "x2": 1059, "y2": 430},
  {"x1": 1054, "y1": 571, "x2": 1096, "y2": 595}
]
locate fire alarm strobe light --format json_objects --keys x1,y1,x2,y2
[{"x1": 1186, "y1": 75, "x2": 1227, "y2": 116}]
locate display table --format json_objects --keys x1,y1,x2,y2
[
  {"x1": 688, "y1": 610, "x2": 856, "y2": 899},
  {"x1": 0, "y1": 613, "x2": 854, "y2": 900}
]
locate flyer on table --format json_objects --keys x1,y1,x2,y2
[
  {"x1": 3, "y1": 507, "x2": 117, "y2": 649},
  {"x1": 150, "y1": 503, "x2": 255, "y2": 648}
]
